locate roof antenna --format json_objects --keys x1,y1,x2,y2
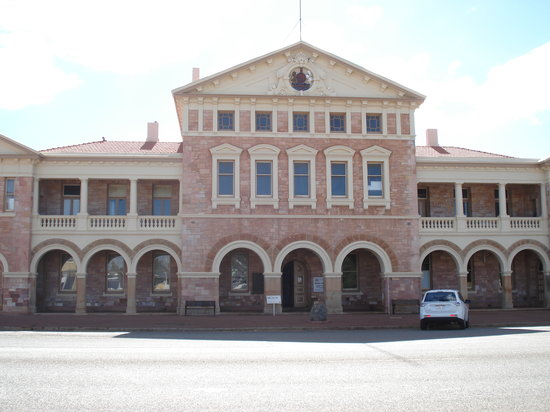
[{"x1": 299, "y1": 0, "x2": 302, "y2": 41}]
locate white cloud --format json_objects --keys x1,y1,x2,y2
[
  {"x1": 0, "y1": 31, "x2": 81, "y2": 110},
  {"x1": 346, "y1": 5, "x2": 384, "y2": 27},
  {"x1": 414, "y1": 41, "x2": 550, "y2": 156}
]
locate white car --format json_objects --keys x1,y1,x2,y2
[{"x1": 420, "y1": 289, "x2": 470, "y2": 330}]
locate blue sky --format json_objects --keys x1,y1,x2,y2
[{"x1": 1, "y1": 0, "x2": 549, "y2": 159}]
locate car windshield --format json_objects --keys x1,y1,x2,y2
[{"x1": 424, "y1": 292, "x2": 457, "y2": 302}]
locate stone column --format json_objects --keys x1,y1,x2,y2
[
  {"x1": 458, "y1": 271, "x2": 469, "y2": 300},
  {"x1": 454, "y1": 182, "x2": 464, "y2": 217},
  {"x1": 323, "y1": 272, "x2": 343, "y2": 314},
  {"x1": 129, "y1": 179, "x2": 137, "y2": 215},
  {"x1": 75, "y1": 273, "x2": 87, "y2": 314},
  {"x1": 126, "y1": 272, "x2": 137, "y2": 314},
  {"x1": 28, "y1": 273, "x2": 37, "y2": 314},
  {"x1": 501, "y1": 271, "x2": 513, "y2": 309},
  {"x1": 32, "y1": 178, "x2": 39, "y2": 215},
  {"x1": 263, "y1": 272, "x2": 282, "y2": 314},
  {"x1": 540, "y1": 183, "x2": 548, "y2": 218},
  {"x1": 498, "y1": 183, "x2": 508, "y2": 217},
  {"x1": 80, "y1": 178, "x2": 88, "y2": 214}
]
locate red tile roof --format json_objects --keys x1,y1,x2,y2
[
  {"x1": 415, "y1": 146, "x2": 513, "y2": 158},
  {"x1": 40, "y1": 140, "x2": 183, "y2": 154}
]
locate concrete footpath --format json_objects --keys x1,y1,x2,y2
[{"x1": 1, "y1": 309, "x2": 549, "y2": 332}]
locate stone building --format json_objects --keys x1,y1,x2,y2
[{"x1": 1, "y1": 42, "x2": 548, "y2": 315}]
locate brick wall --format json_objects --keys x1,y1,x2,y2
[
  {"x1": 88, "y1": 180, "x2": 128, "y2": 215},
  {"x1": 468, "y1": 251, "x2": 502, "y2": 309},
  {"x1": 137, "y1": 180, "x2": 179, "y2": 215},
  {"x1": 277, "y1": 112, "x2": 288, "y2": 132},
  {"x1": 314, "y1": 112, "x2": 325, "y2": 133},
  {"x1": 512, "y1": 250, "x2": 544, "y2": 307},
  {"x1": 188, "y1": 109, "x2": 199, "y2": 131},
  {"x1": 429, "y1": 251, "x2": 459, "y2": 290},
  {"x1": 240, "y1": 110, "x2": 251, "y2": 132},
  {"x1": 351, "y1": 112, "x2": 362, "y2": 134},
  {"x1": 0, "y1": 176, "x2": 33, "y2": 312},
  {"x1": 203, "y1": 110, "x2": 213, "y2": 131},
  {"x1": 387, "y1": 113, "x2": 397, "y2": 134},
  {"x1": 400, "y1": 113, "x2": 410, "y2": 135}
]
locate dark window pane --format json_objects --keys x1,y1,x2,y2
[
  {"x1": 218, "y1": 175, "x2": 234, "y2": 195},
  {"x1": 218, "y1": 161, "x2": 234, "y2": 174},
  {"x1": 255, "y1": 113, "x2": 272, "y2": 131},
  {"x1": 330, "y1": 114, "x2": 345, "y2": 132}
]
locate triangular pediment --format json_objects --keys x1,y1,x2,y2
[
  {"x1": 173, "y1": 41, "x2": 425, "y2": 101},
  {"x1": 0, "y1": 134, "x2": 41, "y2": 158}
]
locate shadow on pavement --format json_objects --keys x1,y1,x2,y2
[{"x1": 111, "y1": 325, "x2": 549, "y2": 344}]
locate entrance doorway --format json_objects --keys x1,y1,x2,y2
[{"x1": 282, "y1": 261, "x2": 307, "y2": 311}]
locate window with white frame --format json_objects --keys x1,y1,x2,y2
[
  {"x1": 4, "y1": 178, "x2": 14, "y2": 211},
  {"x1": 248, "y1": 144, "x2": 280, "y2": 209},
  {"x1": 360, "y1": 146, "x2": 391, "y2": 209},
  {"x1": 324, "y1": 146, "x2": 355, "y2": 209},
  {"x1": 210, "y1": 144, "x2": 242, "y2": 208},
  {"x1": 63, "y1": 185, "x2": 80, "y2": 215},
  {"x1": 152, "y1": 184, "x2": 171, "y2": 216},
  {"x1": 287, "y1": 145, "x2": 318, "y2": 209},
  {"x1": 342, "y1": 254, "x2": 358, "y2": 291},
  {"x1": 107, "y1": 184, "x2": 127, "y2": 215}
]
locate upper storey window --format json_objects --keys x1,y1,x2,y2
[
  {"x1": 366, "y1": 114, "x2": 382, "y2": 133},
  {"x1": 330, "y1": 113, "x2": 345, "y2": 133},
  {"x1": 4, "y1": 178, "x2": 14, "y2": 211},
  {"x1": 290, "y1": 67, "x2": 313, "y2": 91},
  {"x1": 293, "y1": 113, "x2": 309, "y2": 132},
  {"x1": 218, "y1": 111, "x2": 234, "y2": 131},
  {"x1": 255, "y1": 112, "x2": 272, "y2": 131}
]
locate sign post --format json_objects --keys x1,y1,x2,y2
[{"x1": 266, "y1": 295, "x2": 281, "y2": 316}]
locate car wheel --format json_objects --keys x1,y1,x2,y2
[
  {"x1": 458, "y1": 319, "x2": 466, "y2": 330},
  {"x1": 420, "y1": 320, "x2": 428, "y2": 330}
]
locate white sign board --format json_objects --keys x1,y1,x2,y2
[
  {"x1": 266, "y1": 295, "x2": 282, "y2": 305},
  {"x1": 313, "y1": 277, "x2": 324, "y2": 293}
]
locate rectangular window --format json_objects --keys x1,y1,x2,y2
[
  {"x1": 218, "y1": 161, "x2": 234, "y2": 196},
  {"x1": 106, "y1": 254, "x2": 124, "y2": 293},
  {"x1": 256, "y1": 161, "x2": 272, "y2": 196},
  {"x1": 293, "y1": 113, "x2": 309, "y2": 132},
  {"x1": 108, "y1": 184, "x2": 127, "y2": 216},
  {"x1": 218, "y1": 111, "x2": 234, "y2": 130},
  {"x1": 255, "y1": 112, "x2": 272, "y2": 131},
  {"x1": 331, "y1": 162, "x2": 347, "y2": 197},
  {"x1": 153, "y1": 184, "x2": 171, "y2": 216},
  {"x1": 342, "y1": 254, "x2": 358, "y2": 290},
  {"x1": 231, "y1": 254, "x2": 248, "y2": 292},
  {"x1": 366, "y1": 114, "x2": 382, "y2": 133},
  {"x1": 330, "y1": 113, "x2": 345, "y2": 132},
  {"x1": 59, "y1": 253, "x2": 77, "y2": 292},
  {"x1": 367, "y1": 163, "x2": 383, "y2": 197},
  {"x1": 63, "y1": 185, "x2": 81, "y2": 215},
  {"x1": 293, "y1": 162, "x2": 310, "y2": 197},
  {"x1": 4, "y1": 178, "x2": 15, "y2": 211},
  {"x1": 152, "y1": 253, "x2": 170, "y2": 293}
]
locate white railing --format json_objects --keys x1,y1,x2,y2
[
  {"x1": 465, "y1": 217, "x2": 499, "y2": 230},
  {"x1": 420, "y1": 216, "x2": 545, "y2": 233},
  {"x1": 39, "y1": 216, "x2": 77, "y2": 228},
  {"x1": 33, "y1": 214, "x2": 180, "y2": 232},
  {"x1": 420, "y1": 217, "x2": 455, "y2": 231},
  {"x1": 510, "y1": 217, "x2": 541, "y2": 230},
  {"x1": 139, "y1": 216, "x2": 177, "y2": 229},
  {"x1": 89, "y1": 216, "x2": 127, "y2": 229}
]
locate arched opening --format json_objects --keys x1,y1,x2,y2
[
  {"x1": 511, "y1": 250, "x2": 544, "y2": 308},
  {"x1": 421, "y1": 251, "x2": 460, "y2": 292},
  {"x1": 135, "y1": 250, "x2": 178, "y2": 312},
  {"x1": 280, "y1": 248, "x2": 323, "y2": 312},
  {"x1": 218, "y1": 248, "x2": 265, "y2": 312},
  {"x1": 340, "y1": 249, "x2": 383, "y2": 312},
  {"x1": 85, "y1": 250, "x2": 127, "y2": 313},
  {"x1": 466, "y1": 250, "x2": 502, "y2": 309},
  {"x1": 35, "y1": 250, "x2": 78, "y2": 313}
]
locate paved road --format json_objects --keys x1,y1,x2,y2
[{"x1": 1, "y1": 327, "x2": 549, "y2": 411}]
